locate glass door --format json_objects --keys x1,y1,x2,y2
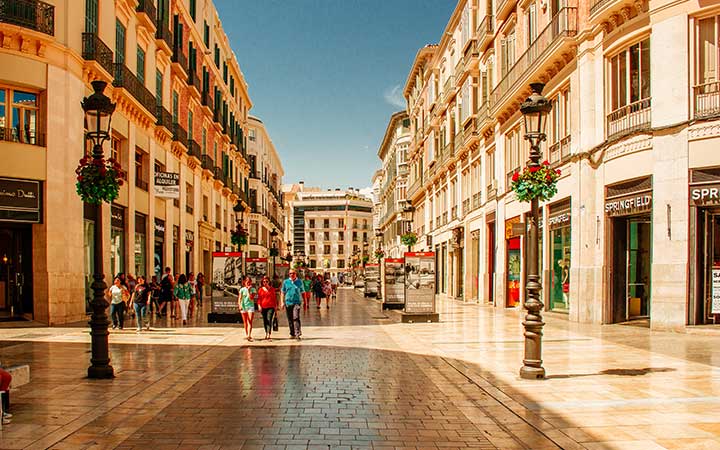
[
  {"x1": 626, "y1": 218, "x2": 652, "y2": 320},
  {"x1": 703, "y1": 212, "x2": 720, "y2": 323}
]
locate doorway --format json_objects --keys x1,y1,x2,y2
[
  {"x1": 487, "y1": 221, "x2": 495, "y2": 304},
  {"x1": 611, "y1": 216, "x2": 652, "y2": 323},
  {"x1": 0, "y1": 225, "x2": 33, "y2": 318},
  {"x1": 695, "y1": 210, "x2": 720, "y2": 324}
]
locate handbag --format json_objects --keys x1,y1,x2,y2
[{"x1": 272, "y1": 315, "x2": 279, "y2": 332}]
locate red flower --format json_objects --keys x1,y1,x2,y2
[
  {"x1": 511, "y1": 172, "x2": 520, "y2": 182},
  {"x1": 529, "y1": 166, "x2": 540, "y2": 173},
  {"x1": 99, "y1": 168, "x2": 107, "y2": 176},
  {"x1": 542, "y1": 160, "x2": 550, "y2": 166},
  {"x1": 77, "y1": 175, "x2": 84, "y2": 182},
  {"x1": 118, "y1": 179, "x2": 124, "y2": 186},
  {"x1": 555, "y1": 169, "x2": 561, "y2": 175}
]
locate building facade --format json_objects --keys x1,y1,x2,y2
[
  {"x1": 246, "y1": 116, "x2": 285, "y2": 260},
  {"x1": 401, "y1": 0, "x2": 720, "y2": 330},
  {"x1": 374, "y1": 112, "x2": 411, "y2": 259},
  {"x1": 0, "y1": 0, "x2": 272, "y2": 324},
  {"x1": 286, "y1": 186, "x2": 373, "y2": 273}
]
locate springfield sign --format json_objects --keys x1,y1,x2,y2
[
  {"x1": 691, "y1": 183, "x2": 720, "y2": 206},
  {"x1": 605, "y1": 193, "x2": 652, "y2": 217},
  {"x1": 154, "y1": 172, "x2": 180, "y2": 198}
]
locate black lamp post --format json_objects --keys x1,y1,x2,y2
[
  {"x1": 285, "y1": 240, "x2": 292, "y2": 262},
  {"x1": 82, "y1": 80, "x2": 116, "y2": 379},
  {"x1": 519, "y1": 82, "x2": 552, "y2": 380},
  {"x1": 270, "y1": 228, "x2": 278, "y2": 277},
  {"x1": 233, "y1": 201, "x2": 246, "y2": 273},
  {"x1": 375, "y1": 229, "x2": 383, "y2": 301}
]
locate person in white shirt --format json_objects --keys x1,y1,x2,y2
[
  {"x1": 330, "y1": 273, "x2": 339, "y2": 298},
  {"x1": 107, "y1": 276, "x2": 129, "y2": 330}
]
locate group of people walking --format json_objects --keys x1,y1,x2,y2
[{"x1": 106, "y1": 268, "x2": 205, "y2": 331}]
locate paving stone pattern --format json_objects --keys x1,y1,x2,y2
[{"x1": 116, "y1": 346, "x2": 498, "y2": 450}]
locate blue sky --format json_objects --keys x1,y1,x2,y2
[{"x1": 214, "y1": 0, "x2": 455, "y2": 190}]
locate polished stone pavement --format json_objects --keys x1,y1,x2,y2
[{"x1": 0, "y1": 289, "x2": 720, "y2": 449}]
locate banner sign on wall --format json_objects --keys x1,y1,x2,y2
[
  {"x1": 712, "y1": 267, "x2": 720, "y2": 315},
  {"x1": 154, "y1": 172, "x2": 180, "y2": 198},
  {"x1": 211, "y1": 252, "x2": 243, "y2": 314},
  {"x1": 246, "y1": 257, "x2": 268, "y2": 286},
  {"x1": 404, "y1": 252, "x2": 436, "y2": 313},
  {"x1": 383, "y1": 258, "x2": 405, "y2": 305}
]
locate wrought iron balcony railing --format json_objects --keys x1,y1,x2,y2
[
  {"x1": 155, "y1": 105, "x2": 172, "y2": 131},
  {"x1": 200, "y1": 154, "x2": 214, "y2": 171},
  {"x1": 188, "y1": 69, "x2": 201, "y2": 90},
  {"x1": 136, "y1": 0, "x2": 156, "y2": 24},
  {"x1": 694, "y1": 81, "x2": 720, "y2": 120},
  {"x1": 213, "y1": 166, "x2": 224, "y2": 182},
  {"x1": 0, "y1": 0, "x2": 54, "y2": 35},
  {"x1": 113, "y1": 63, "x2": 156, "y2": 117},
  {"x1": 81, "y1": 33, "x2": 114, "y2": 76},
  {"x1": 201, "y1": 90, "x2": 214, "y2": 111},
  {"x1": 172, "y1": 123, "x2": 187, "y2": 144},
  {"x1": 0, "y1": 126, "x2": 44, "y2": 146},
  {"x1": 171, "y1": 45, "x2": 188, "y2": 72},
  {"x1": 606, "y1": 98, "x2": 651, "y2": 141},
  {"x1": 187, "y1": 139, "x2": 201, "y2": 159},
  {"x1": 490, "y1": 7, "x2": 577, "y2": 111},
  {"x1": 155, "y1": 20, "x2": 172, "y2": 50},
  {"x1": 548, "y1": 135, "x2": 571, "y2": 164}
]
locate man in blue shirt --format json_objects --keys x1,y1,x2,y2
[{"x1": 281, "y1": 269, "x2": 305, "y2": 339}]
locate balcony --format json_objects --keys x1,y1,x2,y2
[
  {"x1": 81, "y1": 33, "x2": 114, "y2": 77},
  {"x1": 454, "y1": 130, "x2": 464, "y2": 153},
  {"x1": 155, "y1": 105, "x2": 172, "y2": 131},
  {"x1": 495, "y1": 0, "x2": 516, "y2": 21},
  {"x1": 694, "y1": 82, "x2": 720, "y2": 120},
  {"x1": 548, "y1": 135, "x2": 571, "y2": 164},
  {"x1": 187, "y1": 139, "x2": 202, "y2": 160},
  {"x1": 155, "y1": 20, "x2": 172, "y2": 54},
  {"x1": 200, "y1": 154, "x2": 214, "y2": 171},
  {"x1": 213, "y1": 166, "x2": 224, "y2": 182},
  {"x1": 476, "y1": 14, "x2": 494, "y2": 50},
  {"x1": 113, "y1": 63, "x2": 156, "y2": 117},
  {"x1": 0, "y1": 126, "x2": 44, "y2": 146},
  {"x1": 407, "y1": 177, "x2": 422, "y2": 198},
  {"x1": 490, "y1": 7, "x2": 577, "y2": 114},
  {"x1": 136, "y1": 0, "x2": 156, "y2": 31},
  {"x1": 187, "y1": 70, "x2": 201, "y2": 97},
  {"x1": 442, "y1": 74, "x2": 455, "y2": 103},
  {"x1": 472, "y1": 192, "x2": 481, "y2": 210},
  {"x1": 172, "y1": 123, "x2": 187, "y2": 146},
  {"x1": 451, "y1": 206, "x2": 458, "y2": 221},
  {"x1": 0, "y1": 0, "x2": 54, "y2": 36},
  {"x1": 607, "y1": 98, "x2": 651, "y2": 141},
  {"x1": 201, "y1": 90, "x2": 214, "y2": 113},
  {"x1": 462, "y1": 198, "x2": 470, "y2": 216},
  {"x1": 171, "y1": 45, "x2": 188, "y2": 76}
]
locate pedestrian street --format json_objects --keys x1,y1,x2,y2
[{"x1": 0, "y1": 288, "x2": 719, "y2": 449}]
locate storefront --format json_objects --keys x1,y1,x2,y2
[
  {"x1": 605, "y1": 177, "x2": 653, "y2": 324},
  {"x1": 486, "y1": 212, "x2": 496, "y2": 305},
  {"x1": 173, "y1": 225, "x2": 180, "y2": 274},
  {"x1": 548, "y1": 199, "x2": 571, "y2": 313},
  {"x1": 154, "y1": 218, "x2": 165, "y2": 278},
  {"x1": 134, "y1": 213, "x2": 147, "y2": 277},
  {"x1": 185, "y1": 229, "x2": 194, "y2": 273},
  {"x1": 110, "y1": 204, "x2": 126, "y2": 278},
  {"x1": 689, "y1": 167, "x2": 720, "y2": 325},
  {"x1": 505, "y1": 216, "x2": 522, "y2": 307},
  {"x1": 0, "y1": 177, "x2": 40, "y2": 318}
]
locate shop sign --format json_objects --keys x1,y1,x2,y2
[
  {"x1": 690, "y1": 183, "x2": 720, "y2": 206},
  {"x1": 604, "y1": 193, "x2": 652, "y2": 217},
  {"x1": 404, "y1": 252, "x2": 436, "y2": 314},
  {"x1": 364, "y1": 263, "x2": 379, "y2": 296},
  {"x1": 384, "y1": 258, "x2": 405, "y2": 305},
  {"x1": 712, "y1": 268, "x2": 720, "y2": 315},
  {"x1": 0, "y1": 177, "x2": 41, "y2": 223},
  {"x1": 153, "y1": 172, "x2": 180, "y2": 198},
  {"x1": 154, "y1": 218, "x2": 165, "y2": 238},
  {"x1": 548, "y1": 211, "x2": 571, "y2": 230},
  {"x1": 111, "y1": 205, "x2": 125, "y2": 228},
  {"x1": 185, "y1": 230, "x2": 194, "y2": 251},
  {"x1": 172, "y1": 225, "x2": 179, "y2": 243},
  {"x1": 505, "y1": 216, "x2": 522, "y2": 239}
]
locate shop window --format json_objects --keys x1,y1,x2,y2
[{"x1": 0, "y1": 88, "x2": 42, "y2": 145}]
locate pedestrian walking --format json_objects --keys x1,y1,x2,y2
[
  {"x1": 158, "y1": 267, "x2": 174, "y2": 317},
  {"x1": 196, "y1": 272, "x2": 205, "y2": 307},
  {"x1": 258, "y1": 276, "x2": 277, "y2": 341},
  {"x1": 148, "y1": 275, "x2": 161, "y2": 315},
  {"x1": 107, "y1": 276, "x2": 129, "y2": 330},
  {"x1": 323, "y1": 278, "x2": 333, "y2": 308},
  {"x1": 312, "y1": 275, "x2": 325, "y2": 309},
  {"x1": 131, "y1": 275, "x2": 151, "y2": 332},
  {"x1": 281, "y1": 270, "x2": 304, "y2": 339},
  {"x1": 188, "y1": 272, "x2": 197, "y2": 318},
  {"x1": 174, "y1": 274, "x2": 193, "y2": 325},
  {"x1": 302, "y1": 273, "x2": 312, "y2": 311},
  {"x1": 0, "y1": 368, "x2": 13, "y2": 425},
  {"x1": 330, "y1": 273, "x2": 339, "y2": 297},
  {"x1": 238, "y1": 276, "x2": 255, "y2": 341}
]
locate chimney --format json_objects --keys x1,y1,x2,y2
[{"x1": 299, "y1": 181, "x2": 304, "y2": 192}]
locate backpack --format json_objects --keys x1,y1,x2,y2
[{"x1": 160, "y1": 275, "x2": 172, "y2": 293}]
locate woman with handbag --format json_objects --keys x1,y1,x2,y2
[
  {"x1": 238, "y1": 276, "x2": 255, "y2": 341},
  {"x1": 257, "y1": 276, "x2": 277, "y2": 341}
]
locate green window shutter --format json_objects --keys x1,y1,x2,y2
[
  {"x1": 156, "y1": 70, "x2": 163, "y2": 106},
  {"x1": 190, "y1": 0, "x2": 196, "y2": 20},
  {"x1": 172, "y1": 91, "x2": 178, "y2": 122},
  {"x1": 115, "y1": 20, "x2": 126, "y2": 64},
  {"x1": 85, "y1": 0, "x2": 98, "y2": 33},
  {"x1": 204, "y1": 21, "x2": 209, "y2": 47},
  {"x1": 137, "y1": 46, "x2": 145, "y2": 83}
]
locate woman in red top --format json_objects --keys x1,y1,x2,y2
[{"x1": 257, "y1": 276, "x2": 277, "y2": 341}]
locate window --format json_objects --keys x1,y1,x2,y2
[
  {"x1": 188, "y1": 110, "x2": 193, "y2": 141},
  {"x1": 338, "y1": 245, "x2": 344, "y2": 254},
  {"x1": 695, "y1": 17, "x2": 720, "y2": 117},
  {"x1": 352, "y1": 231, "x2": 358, "y2": 241},
  {"x1": 186, "y1": 183, "x2": 194, "y2": 213},
  {"x1": 115, "y1": 20, "x2": 126, "y2": 64},
  {"x1": 500, "y1": 28, "x2": 516, "y2": 77},
  {"x1": 172, "y1": 91, "x2": 178, "y2": 122},
  {"x1": 203, "y1": 21, "x2": 209, "y2": 47},
  {"x1": 249, "y1": 129, "x2": 256, "y2": 142},
  {"x1": 137, "y1": 46, "x2": 145, "y2": 83},
  {"x1": 339, "y1": 231, "x2": 344, "y2": 240},
  {"x1": 85, "y1": 0, "x2": 98, "y2": 33},
  {"x1": 526, "y1": 3, "x2": 537, "y2": 45},
  {"x1": 309, "y1": 244, "x2": 316, "y2": 254},
  {"x1": 309, "y1": 219, "x2": 315, "y2": 228},
  {"x1": 486, "y1": 147, "x2": 496, "y2": 192},
  {"x1": 135, "y1": 148, "x2": 148, "y2": 190},
  {"x1": 505, "y1": 127, "x2": 523, "y2": 188},
  {"x1": 338, "y1": 218, "x2": 344, "y2": 229},
  {"x1": 323, "y1": 219, "x2": 330, "y2": 228},
  {"x1": 324, "y1": 231, "x2": 330, "y2": 240},
  {"x1": 337, "y1": 260, "x2": 345, "y2": 269},
  {"x1": 323, "y1": 244, "x2": 331, "y2": 254},
  {"x1": 202, "y1": 128, "x2": 207, "y2": 154},
  {"x1": 156, "y1": 70, "x2": 163, "y2": 107},
  {"x1": 609, "y1": 38, "x2": 651, "y2": 111},
  {"x1": 202, "y1": 195, "x2": 209, "y2": 221},
  {"x1": 310, "y1": 259, "x2": 317, "y2": 269},
  {"x1": 189, "y1": 0, "x2": 196, "y2": 20},
  {"x1": 0, "y1": 88, "x2": 40, "y2": 145},
  {"x1": 111, "y1": 136, "x2": 122, "y2": 165},
  {"x1": 460, "y1": 79, "x2": 471, "y2": 123},
  {"x1": 548, "y1": 87, "x2": 571, "y2": 162},
  {"x1": 214, "y1": 45, "x2": 220, "y2": 67}
]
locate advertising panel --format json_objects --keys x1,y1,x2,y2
[
  {"x1": 712, "y1": 267, "x2": 720, "y2": 315},
  {"x1": 364, "y1": 263, "x2": 380, "y2": 296},
  {"x1": 211, "y1": 252, "x2": 242, "y2": 314},
  {"x1": 404, "y1": 252, "x2": 436, "y2": 313},
  {"x1": 246, "y1": 257, "x2": 268, "y2": 286},
  {"x1": 383, "y1": 258, "x2": 405, "y2": 305}
]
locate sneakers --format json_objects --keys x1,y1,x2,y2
[
  {"x1": 3, "y1": 412, "x2": 12, "y2": 419},
  {"x1": 136, "y1": 329, "x2": 142, "y2": 333},
  {"x1": 111, "y1": 324, "x2": 117, "y2": 329},
  {"x1": 146, "y1": 324, "x2": 150, "y2": 331},
  {"x1": 2, "y1": 417, "x2": 10, "y2": 425}
]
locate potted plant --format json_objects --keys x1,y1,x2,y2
[
  {"x1": 510, "y1": 161, "x2": 561, "y2": 203},
  {"x1": 374, "y1": 249, "x2": 385, "y2": 261},
  {"x1": 75, "y1": 156, "x2": 126, "y2": 205},
  {"x1": 400, "y1": 231, "x2": 418, "y2": 251},
  {"x1": 231, "y1": 224, "x2": 248, "y2": 247}
]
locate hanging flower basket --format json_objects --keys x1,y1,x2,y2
[
  {"x1": 269, "y1": 248, "x2": 279, "y2": 257},
  {"x1": 374, "y1": 249, "x2": 385, "y2": 260},
  {"x1": 400, "y1": 232, "x2": 418, "y2": 248},
  {"x1": 75, "y1": 156, "x2": 125, "y2": 205},
  {"x1": 292, "y1": 261, "x2": 307, "y2": 269},
  {"x1": 231, "y1": 225, "x2": 248, "y2": 246},
  {"x1": 362, "y1": 255, "x2": 369, "y2": 264},
  {"x1": 510, "y1": 161, "x2": 561, "y2": 203}
]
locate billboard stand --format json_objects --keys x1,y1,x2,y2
[
  {"x1": 207, "y1": 252, "x2": 243, "y2": 323},
  {"x1": 401, "y1": 252, "x2": 439, "y2": 323},
  {"x1": 382, "y1": 258, "x2": 405, "y2": 310},
  {"x1": 364, "y1": 263, "x2": 380, "y2": 297}
]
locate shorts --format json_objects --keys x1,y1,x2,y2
[
  {"x1": 241, "y1": 306, "x2": 255, "y2": 313},
  {"x1": 302, "y1": 292, "x2": 311, "y2": 300}
]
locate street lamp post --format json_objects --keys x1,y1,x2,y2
[
  {"x1": 82, "y1": 80, "x2": 116, "y2": 379},
  {"x1": 375, "y1": 229, "x2": 383, "y2": 301},
  {"x1": 519, "y1": 82, "x2": 552, "y2": 380},
  {"x1": 270, "y1": 228, "x2": 278, "y2": 278},
  {"x1": 233, "y1": 202, "x2": 246, "y2": 273}
]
